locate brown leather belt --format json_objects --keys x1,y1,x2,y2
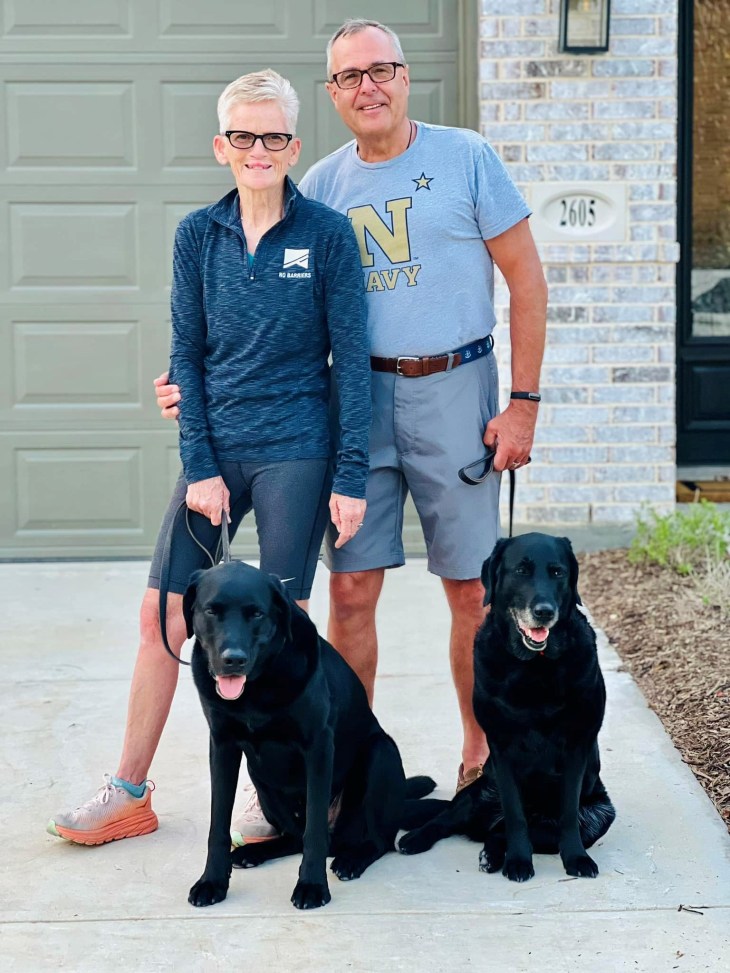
[{"x1": 370, "y1": 335, "x2": 493, "y2": 378}]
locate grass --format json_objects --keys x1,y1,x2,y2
[{"x1": 629, "y1": 500, "x2": 730, "y2": 613}]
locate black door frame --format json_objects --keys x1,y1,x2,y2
[{"x1": 676, "y1": 0, "x2": 730, "y2": 468}]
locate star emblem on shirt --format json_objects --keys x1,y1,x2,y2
[{"x1": 412, "y1": 172, "x2": 433, "y2": 191}]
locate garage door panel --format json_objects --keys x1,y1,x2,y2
[
  {"x1": 10, "y1": 203, "x2": 139, "y2": 289},
  {"x1": 313, "y1": 0, "x2": 455, "y2": 46},
  {"x1": 6, "y1": 82, "x2": 136, "y2": 169},
  {"x1": 1, "y1": 0, "x2": 132, "y2": 44}
]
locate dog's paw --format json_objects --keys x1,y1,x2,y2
[
  {"x1": 331, "y1": 852, "x2": 368, "y2": 881},
  {"x1": 563, "y1": 853, "x2": 599, "y2": 878},
  {"x1": 188, "y1": 876, "x2": 229, "y2": 907},
  {"x1": 397, "y1": 829, "x2": 433, "y2": 856},
  {"x1": 231, "y1": 845, "x2": 266, "y2": 869},
  {"x1": 478, "y1": 840, "x2": 505, "y2": 873},
  {"x1": 502, "y1": 856, "x2": 534, "y2": 883},
  {"x1": 291, "y1": 880, "x2": 331, "y2": 910}
]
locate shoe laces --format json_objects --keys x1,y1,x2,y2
[
  {"x1": 241, "y1": 784, "x2": 262, "y2": 816},
  {"x1": 75, "y1": 774, "x2": 155, "y2": 811}
]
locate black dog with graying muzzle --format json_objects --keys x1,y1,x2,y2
[
  {"x1": 183, "y1": 560, "x2": 435, "y2": 910},
  {"x1": 399, "y1": 532, "x2": 616, "y2": 882}
]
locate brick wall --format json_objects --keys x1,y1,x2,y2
[{"x1": 481, "y1": 0, "x2": 679, "y2": 527}]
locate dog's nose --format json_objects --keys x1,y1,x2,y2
[
  {"x1": 532, "y1": 603, "x2": 556, "y2": 624},
  {"x1": 221, "y1": 647, "x2": 248, "y2": 669}
]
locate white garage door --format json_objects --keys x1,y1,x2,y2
[{"x1": 0, "y1": 0, "x2": 477, "y2": 557}]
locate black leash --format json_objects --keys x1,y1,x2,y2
[
  {"x1": 507, "y1": 468, "x2": 516, "y2": 539},
  {"x1": 158, "y1": 507, "x2": 231, "y2": 667}
]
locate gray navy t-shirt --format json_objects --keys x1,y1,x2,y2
[{"x1": 298, "y1": 121, "x2": 531, "y2": 358}]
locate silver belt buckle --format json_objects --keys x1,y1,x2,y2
[{"x1": 396, "y1": 356, "x2": 420, "y2": 376}]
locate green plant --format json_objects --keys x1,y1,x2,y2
[{"x1": 629, "y1": 500, "x2": 730, "y2": 576}]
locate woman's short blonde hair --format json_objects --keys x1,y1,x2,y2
[{"x1": 217, "y1": 69, "x2": 300, "y2": 134}]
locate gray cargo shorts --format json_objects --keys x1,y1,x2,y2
[{"x1": 324, "y1": 351, "x2": 501, "y2": 580}]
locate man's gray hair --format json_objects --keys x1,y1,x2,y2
[
  {"x1": 217, "y1": 69, "x2": 299, "y2": 134},
  {"x1": 326, "y1": 18, "x2": 405, "y2": 78}
]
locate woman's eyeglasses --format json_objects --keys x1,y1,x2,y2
[{"x1": 223, "y1": 131, "x2": 293, "y2": 151}]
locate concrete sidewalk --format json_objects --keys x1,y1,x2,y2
[{"x1": 1, "y1": 559, "x2": 728, "y2": 972}]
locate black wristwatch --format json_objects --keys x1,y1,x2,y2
[{"x1": 510, "y1": 391, "x2": 541, "y2": 402}]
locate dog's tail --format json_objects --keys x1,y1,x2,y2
[
  {"x1": 404, "y1": 775, "x2": 437, "y2": 800},
  {"x1": 400, "y1": 797, "x2": 450, "y2": 830}
]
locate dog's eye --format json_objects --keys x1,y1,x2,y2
[
  {"x1": 204, "y1": 607, "x2": 218, "y2": 616},
  {"x1": 250, "y1": 609, "x2": 264, "y2": 619},
  {"x1": 549, "y1": 566, "x2": 566, "y2": 578}
]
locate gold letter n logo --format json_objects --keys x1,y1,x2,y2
[{"x1": 347, "y1": 198, "x2": 412, "y2": 268}]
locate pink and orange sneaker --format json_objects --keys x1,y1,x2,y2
[{"x1": 47, "y1": 774, "x2": 158, "y2": 845}]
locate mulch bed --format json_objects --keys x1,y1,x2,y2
[{"x1": 577, "y1": 549, "x2": 730, "y2": 833}]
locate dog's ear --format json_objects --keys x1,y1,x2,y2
[
  {"x1": 182, "y1": 569, "x2": 206, "y2": 639},
  {"x1": 481, "y1": 538, "x2": 508, "y2": 606},
  {"x1": 559, "y1": 537, "x2": 581, "y2": 605},
  {"x1": 268, "y1": 574, "x2": 293, "y2": 642}
]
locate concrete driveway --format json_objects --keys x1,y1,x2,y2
[{"x1": 1, "y1": 559, "x2": 728, "y2": 972}]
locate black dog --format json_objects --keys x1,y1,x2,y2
[
  {"x1": 183, "y1": 560, "x2": 434, "y2": 910},
  {"x1": 399, "y1": 533, "x2": 615, "y2": 882}
]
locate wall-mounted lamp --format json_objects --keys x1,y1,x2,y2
[{"x1": 558, "y1": 0, "x2": 611, "y2": 54}]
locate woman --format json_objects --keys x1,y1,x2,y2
[{"x1": 47, "y1": 70, "x2": 370, "y2": 846}]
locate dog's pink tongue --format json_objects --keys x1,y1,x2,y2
[
  {"x1": 216, "y1": 675, "x2": 246, "y2": 700},
  {"x1": 528, "y1": 627, "x2": 549, "y2": 643}
]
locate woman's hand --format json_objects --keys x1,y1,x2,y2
[
  {"x1": 186, "y1": 477, "x2": 230, "y2": 526},
  {"x1": 329, "y1": 494, "x2": 367, "y2": 549},
  {"x1": 153, "y1": 371, "x2": 181, "y2": 420}
]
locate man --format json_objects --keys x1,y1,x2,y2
[{"x1": 157, "y1": 18, "x2": 547, "y2": 820}]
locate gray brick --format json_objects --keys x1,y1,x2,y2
[
  {"x1": 543, "y1": 346, "x2": 590, "y2": 364},
  {"x1": 548, "y1": 406, "x2": 612, "y2": 425},
  {"x1": 592, "y1": 59, "x2": 655, "y2": 77},
  {"x1": 620, "y1": 325, "x2": 674, "y2": 342},
  {"x1": 612, "y1": 0, "x2": 677, "y2": 14},
  {"x1": 547, "y1": 325, "x2": 605, "y2": 343},
  {"x1": 593, "y1": 346, "x2": 655, "y2": 364},
  {"x1": 609, "y1": 446, "x2": 674, "y2": 464},
  {"x1": 481, "y1": 82, "x2": 546, "y2": 99},
  {"x1": 593, "y1": 425, "x2": 657, "y2": 443},
  {"x1": 486, "y1": 123, "x2": 546, "y2": 141},
  {"x1": 548, "y1": 286, "x2": 613, "y2": 304},
  {"x1": 550, "y1": 81, "x2": 613, "y2": 99},
  {"x1": 524, "y1": 19, "x2": 564, "y2": 38},
  {"x1": 611, "y1": 17, "x2": 660, "y2": 35},
  {"x1": 544, "y1": 163, "x2": 612, "y2": 180},
  {"x1": 547, "y1": 306, "x2": 590, "y2": 323},
  {"x1": 525, "y1": 101, "x2": 590, "y2": 120},
  {"x1": 527, "y1": 143, "x2": 587, "y2": 161},
  {"x1": 591, "y1": 503, "x2": 658, "y2": 524},
  {"x1": 609, "y1": 79, "x2": 676, "y2": 99},
  {"x1": 546, "y1": 447, "x2": 610, "y2": 464},
  {"x1": 550, "y1": 123, "x2": 612, "y2": 141},
  {"x1": 591, "y1": 385, "x2": 656, "y2": 404},
  {"x1": 629, "y1": 225, "x2": 658, "y2": 242},
  {"x1": 501, "y1": 144, "x2": 522, "y2": 162},
  {"x1": 630, "y1": 184, "x2": 660, "y2": 200},
  {"x1": 481, "y1": 40, "x2": 546, "y2": 59},
  {"x1": 611, "y1": 365, "x2": 672, "y2": 384},
  {"x1": 541, "y1": 387, "x2": 590, "y2": 404},
  {"x1": 529, "y1": 466, "x2": 591, "y2": 485},
  {"x1": 612, "y1": 406, "x2": 673, "y2": 423},
  {"x1": 482, "y1": 0, "x2": 547, "y2": 16},
  {"x1": 503, "y1": 102, "x2": 523, "y2": 120},
  {"x1": 526, "y1": 59, "x2": 588, "y2": 77},
  {"x1": 611, "y1": 37, "x2": 676, "y2": 57},
  {"x1": 545, "y1": 266, "x2": 567, "y2": 283},
  {"x1": 593, "y1": 101, "x2": 657, "y2": 120},
  {"x1": 549, "y1": 485, "x2": 615, "y2": 503},
  {"x1": 613, "y1": 121, "x2": 676, "y2": 141},
  {"x1": 594, "y1": 142, "x2": 656, "y2": 160},
  {"x1": 615, "y1": 485, "x2": 674, "y2": 502},
  {"x1": 630, "y1": 203, "x2": 675, "y2": 222},
  {"x1": 525, "y1": 505, "x2": 591, "y2": 525},
  {"x1": 537, "y1": 426, "x2": 592, "y2": 444},
  {"x1": 591, "y1": 306, "x2": 654, "y2": 323}
]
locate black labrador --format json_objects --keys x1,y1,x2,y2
[
  {"x1": 183, "y1": 560, "x2": 434, "y2": 910},
  {"x1": 399, "y1": 532, "x2": 616, "y2": 882}
]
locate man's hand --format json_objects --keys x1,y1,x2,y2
[
  {"x1": 186, "y1": 477, "x2": 230, "y2": 526},
  {"x1": 330, "y1": 494, "x2": 367, "y2": 549},
  {"x1": 153, "y1": 371, "x2": 181, "y2": 420},
  {"x1": 483, "y1": 400, "x2": 538, "y2": 472}
]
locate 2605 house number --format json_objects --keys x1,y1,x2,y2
[
  {"x1": 530, "y1": 184, "x2": 626, "y2": 243},
  {"x1": 559, "y1": 196, "x2": 596, "y2": 228}
]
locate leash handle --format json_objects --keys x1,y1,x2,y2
[{"x1": 159, "y1": 500, "x2": 191, "y2": 667}]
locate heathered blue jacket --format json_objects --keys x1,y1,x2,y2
[{"x1": 169, "y1": 177, "x2": 371, "y2": 498}]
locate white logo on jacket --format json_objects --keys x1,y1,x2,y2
[{"x1": 283, "y1": 248, "x2": 309, "y2": 269}]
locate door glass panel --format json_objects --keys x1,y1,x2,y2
[{"x1": 691, "y1": 0, "x2": 730, "y2": 338}]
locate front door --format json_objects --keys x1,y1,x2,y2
[{"x1": 677, "y1": 0, "x2": 730, "y2": 466}]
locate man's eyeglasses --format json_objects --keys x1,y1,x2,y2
[
  {"x1": 331, "y1": 61, "x2": 405, "y2": 90},
  {"x1": 223, "y1": 131, "x2": 293, "y2": 151}
]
